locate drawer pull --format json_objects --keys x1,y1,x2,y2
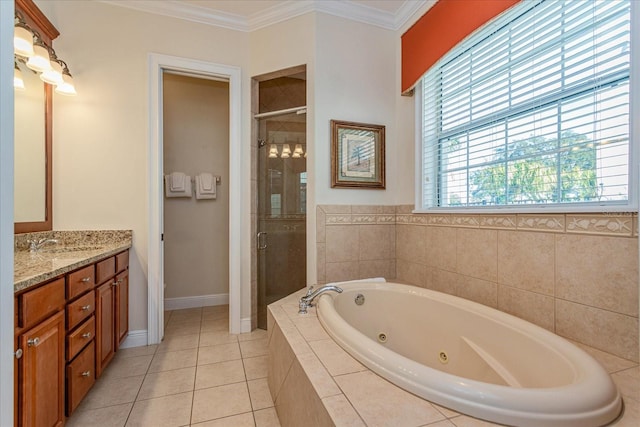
[
  {"x1": 27, "y1": 337, "x2": 40, "y2": 347},
  {"x1": 81, "y1": 371, "x2": 91, "y2": 377},
  {"x1": 112, "y1": 281, "x2": 119, "y2": 287},
  {"x1": 81, "y1": 277, "x2": 92, "y2": 283},
  {"x1": 81, "y1": 305, "x2": 91, "y2": 311},
  {"x1": 82, "y1": 332, "x2": 92, "y2": 339}
]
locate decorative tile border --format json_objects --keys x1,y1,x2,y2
[{"x1": 318, "y1": 205, "x2": 638, "y2": 238}]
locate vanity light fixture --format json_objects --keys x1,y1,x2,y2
[
  {"x1": 13, "y1": 63, "x2": 25, "y2": 90},
  {"x1": 292, "y1": 144, "x2": 304, "y2": 158},
  {"x1": 14, "y1": 12, "x2": 77, "y2": 95},
  {"x1": 268, "y1": 144, "x2": 279, "y2": 158},
  {"x1": 281, "y1": 144, "x2": 292, "y2": 158}
]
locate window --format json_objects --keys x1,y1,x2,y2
[{"x1": 419, "y1": 0, "x2": 633, "y2": 211}]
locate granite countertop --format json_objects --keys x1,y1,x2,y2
[{"x1": 14, "y1": 230, "x2": 132, "y2": 293}]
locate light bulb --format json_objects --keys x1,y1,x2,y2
[
  {"x1": 26, "y1": 43, "x2": 51, "y2": 72},
  {"x1": 14, "y1": 25, "x2": 34, "y2": 57},
  {"x1": 55, "y1": 71, "x2": 77, "y2": 96},
  {"x1": 40, "y1": 60, "x2": 64, "y2": 85}
]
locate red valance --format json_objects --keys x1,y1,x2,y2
[{"x1": 401, "y1": 0, "x2": 520, "y2": 94}]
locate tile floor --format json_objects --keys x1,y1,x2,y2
[{"x1": 66, "y1": 305, "x2": 281, "y2": 427}]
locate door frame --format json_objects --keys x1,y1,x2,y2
[{"x1": 148, "y1": 53, "x2": 242, "y2": 343}]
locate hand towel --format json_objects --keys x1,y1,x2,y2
[
  {"x1": 195, "y1": 173, "x2": 217, "y2": 200},
  {"x1": 165, "y1": 174, "x2": 191, "y2": 198},
  {"x1": 169, "y1": 172, "x2": 187, "y2": 191}
]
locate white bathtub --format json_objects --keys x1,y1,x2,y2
[{"x1": 317, "y1": 281, "x2": 622, "y2": 427}]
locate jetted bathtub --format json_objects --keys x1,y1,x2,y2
[{"x1": 316, "y1": 281, "x2": 622, "y2": 427}]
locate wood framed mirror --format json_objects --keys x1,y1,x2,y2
[{"x1": 14, "y1": 0, "x2": 58, "y2": 233}]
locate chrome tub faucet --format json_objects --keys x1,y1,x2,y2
[{"x1": 298, "y1": 285, "x2": 343, "y2": 314}]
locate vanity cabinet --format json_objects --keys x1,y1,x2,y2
[{"x1": 14, "y1": 249, "x2": 130, "y2": 425}]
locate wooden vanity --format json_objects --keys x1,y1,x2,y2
[{"x1": 13, "y1": 231, "x2": 132, "y2": 427}]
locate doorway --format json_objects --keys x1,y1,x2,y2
[{"x1": 253, "y1": 67, "x2": 307, "y2": 329}]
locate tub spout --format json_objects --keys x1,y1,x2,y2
[{"x1": 298, "y1": 285, "x2": 343, "y2": 314}]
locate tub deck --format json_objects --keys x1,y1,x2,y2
[{"x1": 267, "y1": 288, "x2": 639, "y2": 427}]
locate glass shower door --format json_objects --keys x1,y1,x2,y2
[{"x1": 257, "y1": 111, "x2": 306, "y2": 329}]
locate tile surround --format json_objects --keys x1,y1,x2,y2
[{"x1": 317, "y1": 205, "x2": 639, "y2": 362}]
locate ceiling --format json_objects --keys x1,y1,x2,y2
[{"x1": 102, "y1": 0, "x2": 430, "y2": 32}]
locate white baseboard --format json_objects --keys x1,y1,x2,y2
[
  {"x1": 240, "y1": 317, "x2": 252, "y2": 333},
  {"x1": 164, "y1": 293, "x2": 229, "y2": 311},
  {"x1": 119, "y1": 330, "x2": 148, "y2": 349}
]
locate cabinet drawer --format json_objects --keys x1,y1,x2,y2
[
  {"x1": 116, "y1": 250, "x2": 129, "y2": 273},
  {"x1": 66, "y1": 341, "x2": 95, "y2": 416},
  {"x1": 67, "y1": 291, "x2": 95, "y2": 331},
  {"x1": 67, "y1": 316, "x2": 95, "y2": 361},
  {"x1": 67, "y1": 265, "x2": 95, "y2": 300},
  {"x1": 18, "y1": 278, "x2": 65, "y2": 330},
  {"x1": 96, "y1": 257, "x2": 115, "y2": 285}
]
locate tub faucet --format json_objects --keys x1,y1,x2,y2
[
  {"x1": 298, "y1": 285, "x2": 343, "y2": 314},
  {"x1": 28, "y1": 238, "x2": 58, "y2": 252}
]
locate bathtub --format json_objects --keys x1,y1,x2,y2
[{"x1": 316, "y1": 281, "x2": 622, "y2": 427}]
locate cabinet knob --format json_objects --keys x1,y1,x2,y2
[
  {"x1": 82, "y1": 332, "x2": 92, "y2": 339},
  {"x1": 117, "y1": 278, "x2": 124, "y2": 284},
  {"x1": 81, "y1": 371, "x2": 91, "y2": 377},
  {"x1": 81, "y1": 305, "x2": 91, "y2": 311},
  {"x1": 112, "y1": 281, "x2": 119, "y2": 287},
  {"x1": 81, "y1": 277, "x2": 91, "y2": 283},
  {"x1": 27, "y1": 337, "x2": 39, "y2": 347},
  {"x1": 15, "y1": 349, "x2": 23, "y2": 359}
]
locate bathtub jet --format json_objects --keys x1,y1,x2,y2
[{"x1": 317, "y1": 281, "x2": 623, "y2": 427}]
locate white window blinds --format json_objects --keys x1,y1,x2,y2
[{"x1": 421, "y1": 0, "x2": 631, "y2": 210}]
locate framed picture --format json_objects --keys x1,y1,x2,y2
[{"x1": 330, "y1": 120, "x2": 385, "y2": 189}]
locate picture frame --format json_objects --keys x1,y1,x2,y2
[{"x1": 330, "y1": 120, "x2": 385, "y2": 189}]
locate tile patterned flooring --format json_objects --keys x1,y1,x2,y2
[{"x1": 66, "y1": 306, "x2": 281, "y2": 427}]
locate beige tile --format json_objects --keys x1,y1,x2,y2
[
  {"x1": 202, "y1": 304, "x2": 229, "y2": 315},
  {"x1": 165, "y1": 320, "x2": 202, "y2": 336},
  {"x1": 497, "y1": 285, "x2": 554, "y2": 331},
  {"x1": 254, "y1": 407, "x2": 282, "y2": 427},
  {"x1": 478, "y1": 215, "x2": 517, "y2": 230},
  {"x1": 396, "y1": 224, "x2": 427, "y2": 264},
  {"x1": 358, "y1": 259, "x2": 396, "y2": 280},
  {"x1": 359, "y1": 224, "x2": 396, "y2": 261},
  {"x1": 430, "y1": 268, "x2": 459, "y2": 296},
  {"x1": 570, "y1": 340, "x2": 637, "y2": 373},
  {"x1": 326, "y1": 225, "x2": 359, "y2": 262},
  {"x1": 456, "y1": 275, "x2": 497, "y2": 308},
  {"x1": 612, "y1": 395, "x2": 639, "y2": 426},
  {"x1": 248, "y1": 378, "x2": 274, "y2": 410},
  {"x1": 148, "y1": 348, "x2": 197, "y2": 373},
  {"x1": 556, "y1": 299, "x2": 639, "y2": 362},
  {"x1": 116, "y1": 345, "x2": 158, "y2": 359},
  {"x1": 198, "y1": 342, "x2": 242, "y2": 365},
  {"x1": 199, "y1": 330, "x2": 239, "y2": 347},
  {"x1": 448, "y1": 415, "x2": 503, "y2": 426},
  {"x1": 125, "y1": 391, "x2": 192, "y2": 427},
  {"x1": 244, "y1": 355, "x2": 268, "y2": 380},
  {"x1": 566, "y1": 214, "x2": 634, "y2": 237},
  {"x1": 317, "y1": 206, "x2": 327, "y2": 243},
  {"x1": 427, "y1": 227, "x2": 457, "y2": 271},
  {"x1": 322, "y1": 394, "x2": 366, "y2": 426},
  {"x1": 456, "y1": 228, "x2": 497, "y2": 282},
  {"x1": 201, "y1": 317, "x2": 230, "y2": 332},
  {"x1": 421, "y1": 420, "x2": 457, "y2": 427},
  {"x1": 516, "y1": 214, "x2": 565, "y2": 233},
  {"x1": 274, "y1": 358, "x2": 334, "y2": 427},
  {"x1": 556, "y1": 234, "x2": 638, "y2": 316},
  {"x1": 334, "y1": 371, "x2": 444, "y2": 427},
  {"x1": 432, "y1": 403, "x2": 460, "y2": 418},
  {"x1": 317, "y1": 242, "x2": 327, "y2": 283},
  {"x1": 67, "y1": 403, "x2": 132, "y2": 427},
  {"x1": 102, "y1": 354, "x2": 153, "y2": 379},
  {"x1": 612, "y1": 366, "x2": 640, "y2": 402},
  {"x1": 497, "y1": 230, "x2": 554, "y2": 295},
  {"x1": 240, "y1": 338, "x2": 269, "y2": 358},
  {"x1": 195, "y1": 359, "x2": 246, "y2": 389},
  {"x1": 321, "y1": 204, "x2": 352, "y2": 214},
  {"x1": 137, "y1": 367, "x2": 196, "y2": 400},
  {"x1": 297, "y1": 351, "x2": 341, "y2": 398},
  {"x1": 202, "y1": 310, "x2": 229, "y2": 323},
  {"x1": 192, "y1": 382, "x2": 252, "y2": 424},
  {"x1": 292, "y1": 317, "x2": 330, "y2": 342},
  {"x1": 396, "y1": 259, "x2": 428, "y2": 288},
  {"x1": 168, "y1": 307, "x2": 202, "y2": 321},
  {"x1": 239, "y1": 328, "x2": 268, "y2": 342},
  {"x1": 157, "y1": 333, "x2": 199, "y2": 353},
  {"x1": 77, "y1": 375, "x2": 144, "y2": 410},
  {"x1": 191, "y1": 412, "x2": 255, "y2": 427},
  {"x1": 267, "y1": 325, "x2": 295, "y2": 402},
  {"x1": 326, "y1": 261, "x2": 359, "y2": 283},
  {"x1": 309, "y1": 339, "x2": 366, "y2": 376}
]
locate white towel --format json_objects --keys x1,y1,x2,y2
[
  {"x1": 165, "y1": 174, "x2": 191, "y2": 198},
  {"x1": 169, "y1": 172, "x2": 186, "y2": 191},
  {"x1": 195, "y1": 173, "x2": 216, "y2": 200}
]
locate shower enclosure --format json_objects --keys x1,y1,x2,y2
[{"x1": 255, "y1": 70, "x2": 307, "y2": 329}]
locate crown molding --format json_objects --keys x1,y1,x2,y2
[{"x1": 100, "y1": 0, "x2": 429, "y2": 32}]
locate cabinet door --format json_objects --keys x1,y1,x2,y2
[
  {"x1": 95, "y1": 282, "x2": 115, "y2": 378},
  {"x1": 114, "y1": 269, "x2": 129, "y2": 350},
  {"x1": 17, "y1": 310, "x2": 65, "y2": 427}
]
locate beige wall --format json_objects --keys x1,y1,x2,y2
[
  {"x1": 318, "y1": 204, "x2": 639, "y2": 362},
  {"x1": 163, "y1": 74, "x2": 229, "y2": 300}
]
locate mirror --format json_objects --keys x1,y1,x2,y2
[{"x1": 14, "y1": 0, "x2": 57, "y2": 234}]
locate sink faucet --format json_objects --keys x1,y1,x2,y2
[
  {"x1": 298, "y1": 285, "x2": 343, "y2": 314},
  {"x1": 28, "y1": 238, "x2": 58, "y2": 252}
]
